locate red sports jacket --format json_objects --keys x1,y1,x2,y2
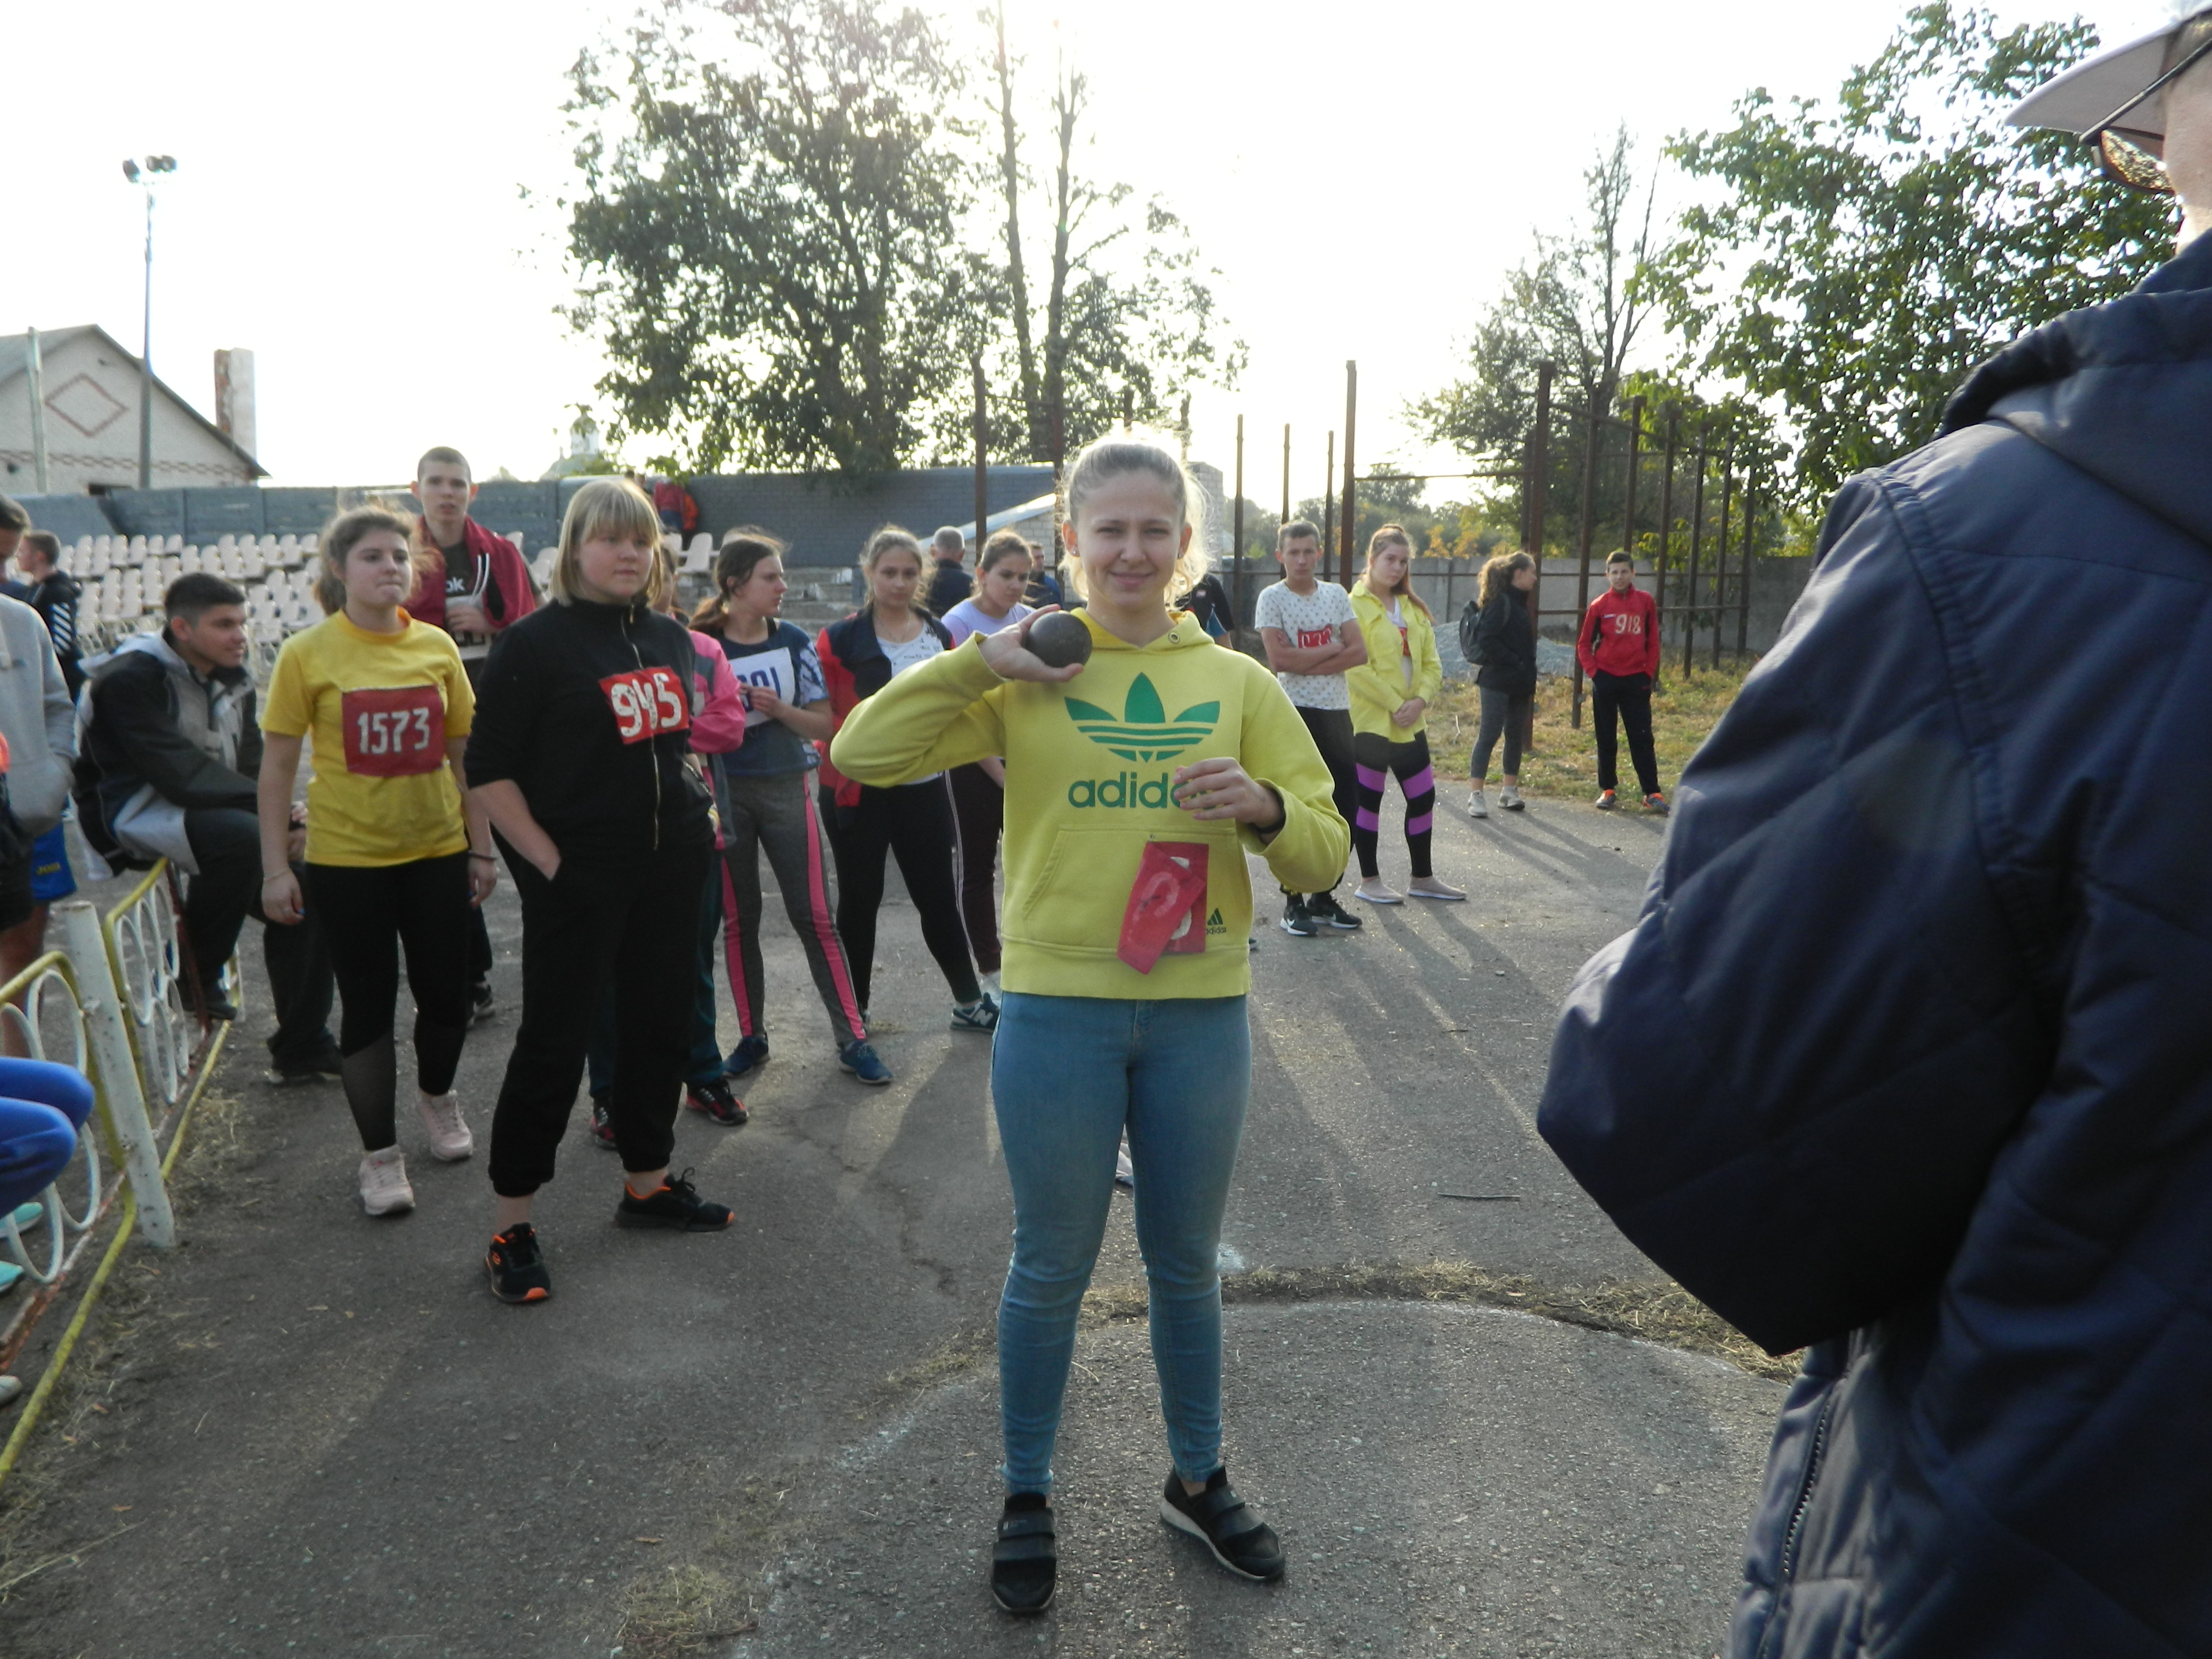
[{"x1": 1577, "y1": 586, "x2": 1660, "y2": 679}]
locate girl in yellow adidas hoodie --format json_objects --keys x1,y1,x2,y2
[{"x1": 832, "y1": 433, "x2": 1347, "y2": 1613}]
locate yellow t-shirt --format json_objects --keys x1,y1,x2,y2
[{"x1": 262, "y1": 610, "x2": 474, "y2": 868}]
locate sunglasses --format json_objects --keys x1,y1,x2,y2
[{"x1": 2090, "y1": 25, "x2": 2212, "y2": 195}]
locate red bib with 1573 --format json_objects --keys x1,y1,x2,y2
[
  {"x1": 601, "y1": 666, "x2": 691, "y2": 745},
  {"x1": 341, "y1": 685, "x2": 444, "y2": 777}
]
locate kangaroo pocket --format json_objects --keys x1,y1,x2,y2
[{"x1": 1008, "y1": 825, "x2": 1235, "y2": 955}]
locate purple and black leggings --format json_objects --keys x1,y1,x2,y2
[{"x1": 1351, "y1": 731, "x2": 1435, "y2": 881}]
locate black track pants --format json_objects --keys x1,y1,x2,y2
[
  {"x1": 486, "y1": 840, "x2": 710, "y2": 1195},
  {"x1": 1591, "y1": 670, "x2": 1661, "y2": 796}
]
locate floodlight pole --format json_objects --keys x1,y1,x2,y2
[
  {"x1": 1339, "y1": 362, "x2": 1357, "y2": 587},
  {"x1": 138, "y1": 179, "x2": 155, "y2": 491}
]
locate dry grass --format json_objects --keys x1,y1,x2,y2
[
  {"x1": 1428, "y1": 655, "x2": 1756, "y2": 799},
  {"x1": 615, "y1": 1562, "x2": 756, "y2": 1658}
]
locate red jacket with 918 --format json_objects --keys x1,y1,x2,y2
[{"x1": 1576, "y1": 586, "x2": 1660, "y2": 679}]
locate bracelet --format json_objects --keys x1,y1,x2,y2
[
  {"x1": 262, "y1": 875, "x2": 289, "y2": 886},
  {"x1": 469, "y1": 852, "x2": 497, "y2": 863}
]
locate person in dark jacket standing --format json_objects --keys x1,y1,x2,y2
[
  {"x1": 75, "y1": 575, "x2": 338, "y2": 1076},
  {"x1": 816, "y1": 528, "x2": 995, "y2": 1033},
  {"x1": 923, "y1": 526, "x2": 973, "y2": 616},
  {"x1": 1540, "y1": 16, "x2": 2212, "y2": 1657},
  {"x1": 465, "y1": 478, "x2": 732, "y2": 1305},
  {"x1": 14, "y1": 531, "x2": 83, "y2": 697},
  {"x1": 1465, "y1": 551, "x2": 1537, "y2": 817}
]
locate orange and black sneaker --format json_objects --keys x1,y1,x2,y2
[
  {"x1": 1594, "y1": 789, "x2": 1619, "y2": 811},
  {"x1": 486, "y1": 1222, "x2": 551, "y2": 1304},
  {"x1": 615, "y1": 1168, "x2": 735, "y2": 1232},
  {"x1": 1643, "y1": 791, "x2": 1671, "y2": 816}
]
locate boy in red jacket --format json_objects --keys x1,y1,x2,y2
[{"x1": 1576, "y1": 552, "x2": 1666, "y2": 813}]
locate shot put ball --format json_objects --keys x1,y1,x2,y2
[{"x1": 1027, "y1": 611, "x2": 1093, "y2": 669}]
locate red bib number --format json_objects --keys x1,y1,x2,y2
[
  {"x1": 600, "y1": 666, "x2": 691, "y2": 746},
  {"x1": 341, "y1": 686, "x2": 443, "y2": 777}
]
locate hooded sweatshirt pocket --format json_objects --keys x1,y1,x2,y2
[{"x1": 1008, "y1": 825, "x2": 1231, "y2": 955}]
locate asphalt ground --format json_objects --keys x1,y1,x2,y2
[{"x1": 0, "y1": 785, "x2": 1784, "y2": 1658}]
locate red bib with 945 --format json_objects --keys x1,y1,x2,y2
[
  {"x1": 341, "y1": 686, "x2": 444, "y2": 777},
  {"x1": 601, "y1": 666, "x2": 691, "y2": 745}
]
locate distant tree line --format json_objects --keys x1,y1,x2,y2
[
  {"x1": 559, "y1": 0, "x2": 1240, "y2": 478},
  {"x1": 1410, "y1": 3, "x2": 2174, "y2": 550}
]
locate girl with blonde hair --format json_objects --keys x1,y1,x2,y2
[
  {"x1": 1344, "y1": 525, "x2": 1461, "y2": 902},
  {"x1": 464, "y1": 477, "x2": 732, "y2": 1304},
  {"x1": 832, "y1": 432, "x2": 1348, "y2": 1613}
]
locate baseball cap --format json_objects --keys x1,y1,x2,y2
[{"x1": 2008, "y1": 7, "x2": 2212, "y2": 192}]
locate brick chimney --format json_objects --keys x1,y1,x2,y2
[{"x1": 214, "y1": 348, "x2": 257, "y2": 460}]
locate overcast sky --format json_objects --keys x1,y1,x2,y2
[{"x1": 3, "y1": 0, "x2": 2180, "y2": 505}]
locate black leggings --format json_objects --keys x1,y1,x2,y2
[
  {"x1": 948, "y1": 762, "x2": 1005, "y2": 975},
  {"x1": 487, "y1": 841, "x2": 710, "y2": 1194},
  {"x1": 823, "y1": 780, "x2": 980, "y2": 1013},
  {"x1": 302, "y1": 854, "x2": 472, "y2": 1151},
  {"x1": 1352, "y1": 731, "x2": 1436, "y2": 880},
  {"x1": 1287, "y1": 707, "x2": 1357, "y2": 898}
]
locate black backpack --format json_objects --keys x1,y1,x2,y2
[{"x1": 1458, "y1": 598, "x2": 1484, "y2": 666}]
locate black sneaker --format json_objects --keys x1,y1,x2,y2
[
  {"x1": 1159, "y1": 1466, "x2": 1284, "y2": 1581},
  {"x1": 1306, "y1": 892, "x2": 1363, "y2": 931},
  {"x1": 614, "y1": 1168, "x2": 734, "y2": 1231},
  {"x1": 724, "y1": 1033, "x2": 769, "y2": 1082},
  {"x1": 486, "y1": 1223, "x2": 551, "y2": 1304},
  {"x1": 990, "y1": 1493, "x2": 1057, "y2": 1614},
  {"x1": 1279, "y1": 897, "x2": 1317, "y2": 938},
  {"x1": 265, "y1": 1041, "x2": 344, "y2": 1086},
  {"x1": 685, "y1": 1076, "x2": 748, "y2": 1126},
  {"x1": 470, "y1": 980, "x2": 497, "y2": 1025},
  {"x1": 587, "y1": 1096, "x2": 619, "y2": 1151}
]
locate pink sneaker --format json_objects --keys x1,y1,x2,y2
[
  {"x1": 359, "y1": 1146, "x2": 415, "y2": 1216},
  {"x1": 417, "y1": 1091, "x2": 474, "y2": 1162}
]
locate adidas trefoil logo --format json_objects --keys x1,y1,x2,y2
[{"x1": 1065, "y1": 673, "x2": 1220, "y2": 762}]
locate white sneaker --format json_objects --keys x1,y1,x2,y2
[
  {"x1": 417, "y1": 1091, "x2": 474, "y2": 1162},
  {"x1": 1500, "y1": 785, "x2": 1524, "y2": 812},
  {"x1": 1354, "y1": 878, "x2": 1405, "y2": 905},
  {"x1": 1407, "y1": 876, "x2": 1466, "y2": 901},
  {"x1": 359, "y1": 1146, "x2": 415, "y2": 1216},
  {"x1": 1466, "y1": 788, "x2": 1488, "y2": 820}
]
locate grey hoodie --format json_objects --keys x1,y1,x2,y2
[{"x1": 0, "y1": 593, "x2": 78, "y2": 837}]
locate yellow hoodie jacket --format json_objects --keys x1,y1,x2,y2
[
  {"x1": 1346, "y1": 586, "x2": 1444, "y2": 742},
  {"x1": 830, "y1": 612, "x2": 1348, "y2": 999}
]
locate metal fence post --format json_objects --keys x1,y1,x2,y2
[
  {"x1": 1681, "y1": 433, "x2": 1708, "y2": 680},
  {"x1": 57, "y1": 901, "x2": 174, "y2": 1248},
  {"x1": 1653, "y1": 407, "x2": 1678, "y2": 689},
  {"x1": 1569, "y1": 400, "x2": 1602, "y2": 730},
  {"x1": 1711, "y1": 439, "x2": 1736, "y2": 672},
  {"x1": 1340, "y1": 363, "x2": 1358, "y2": 588}
]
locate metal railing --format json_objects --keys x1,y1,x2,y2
[{"x1": 0, "y1": 867, "x2": 231, "y2": 1485}]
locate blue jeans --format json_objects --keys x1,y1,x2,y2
[
  {"x1": 0, "y1": 1058, "x2": 95, "y2": 1213},
  {"x1": 992, "y1": 991, "x2": 1250, "y2": 1494}
]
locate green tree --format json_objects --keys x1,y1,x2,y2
[
  {"x1": 1649, "y1": 3, "x2": 2172, "y2": 505},
  {"x1": 562, "y1": 0, "x2": 971, "y2": 476},
  {"x1": 953, "y1": 5, "x2": 1241, "y2": 464},
  {"x1": 1410, "y1": 126, "x2": 1658, "y2": 548}
]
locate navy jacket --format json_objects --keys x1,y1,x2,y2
[{"x1": 1539, "y1": 230, "x2": 2212, "y2": 1659}]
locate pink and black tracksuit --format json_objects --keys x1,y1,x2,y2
[{"x1": 711, "y1": 621, "x2": 867, "y2": 1051}]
